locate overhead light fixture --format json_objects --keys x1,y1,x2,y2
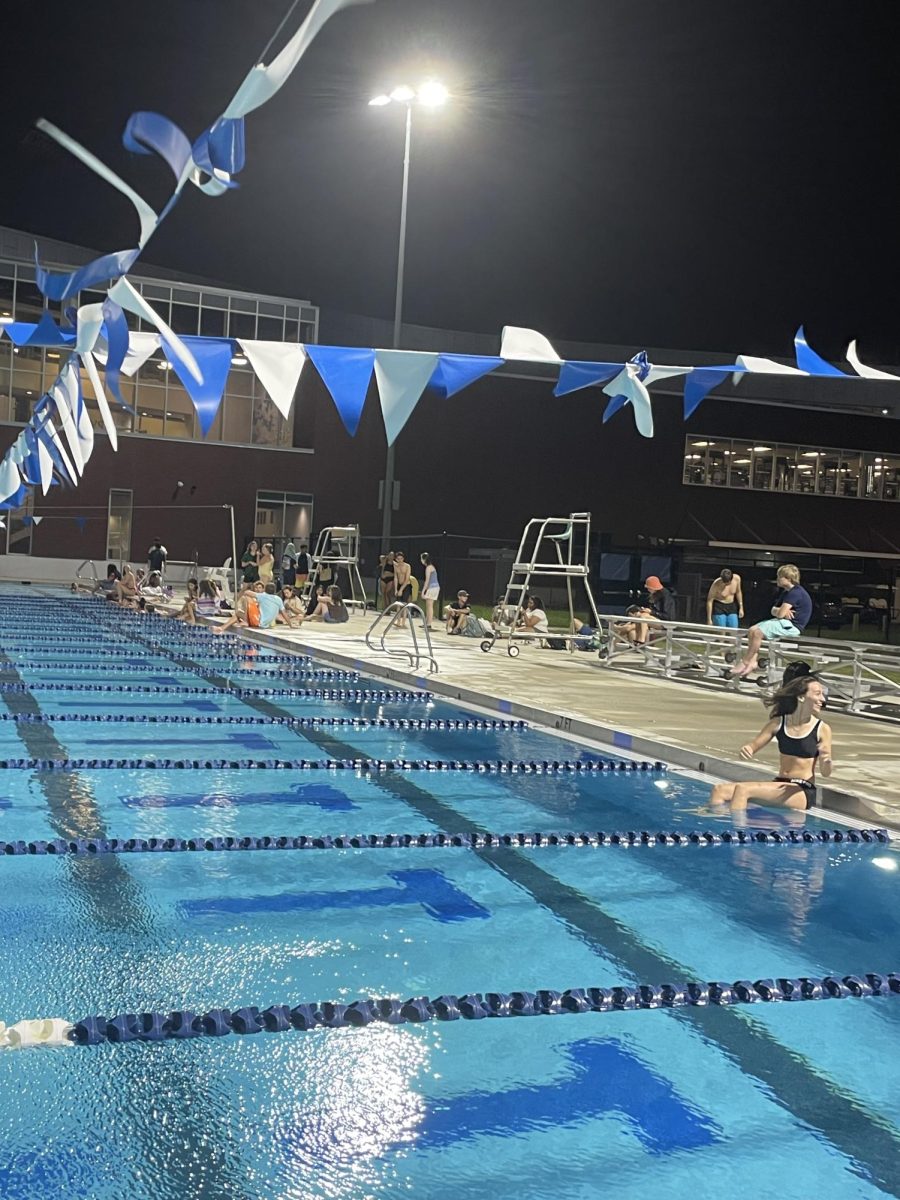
[
  {"x1": 801, "y1": 451, "x2": 821, "y2": 458},
  {"x1": 0, "y1": 314, "x2": 13, "y2": 325},
  {"x1": 882, "y1": 408, "x2": 890, "y2": 415},
  {"x1": 231, "y1": 354, "x2": 247, "y2": 366},
  {"x1": 417, "y1": 80, "x2": 450, "y2": 108},
  {"x1": 752, "y1": 446, "x2": 771, "y2": 452},
  {"x1": 691, "y1": 441, "x2": 709, "y2": 447},
  {"x1": 368, "y1": 93, "x2": 391, "y2": 107},
  {"x1": 733, "y1": 458, "x2": 751, "y2": 464},
  {"x1": 25, "y1": 390, "x2": 33, "y2": 395},
  {"x1": 157, "y1": 361, "x2": 172, "y2": 371},
  {"x1": 47, "y1": 351, "x2": 59, "y2": 360},
  {"x1": 390, "y1": 85, "x2": 416, "y2": 103}
]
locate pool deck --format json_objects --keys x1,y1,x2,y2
[{"x1": 222, "y1": 611, "x2": 900, "y2": 831}]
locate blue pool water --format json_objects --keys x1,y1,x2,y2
[{"x1": 0, "y1": 588, "x2": 898, "y2": 1199}]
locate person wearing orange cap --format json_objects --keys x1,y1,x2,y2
[
  {"x1": 645, "y1": 575, "x2": 676, "y2": 622},
  {"x1": 617, "y1": 575, "x2": 675, "y2": 647}
]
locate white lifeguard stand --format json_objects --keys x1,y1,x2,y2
[
  {"x1": 303, "y1": 524, "x2": 368, "y2": 611},
  {"x1": 486, "y1": 512, "x2": 601, "y2": 654}
]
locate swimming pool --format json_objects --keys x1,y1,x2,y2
[{"x1": 0, "y1": 587, "x2": 898, "y2": 1199}]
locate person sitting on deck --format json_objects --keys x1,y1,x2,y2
[
  {"x1": 296, "y1": 584, "x2": 350, "y2": 625},
  {"x1": 114, "y1": 565, "x2": 140, "y2": 607},
  {"x1": 731, "y1": 564, "x2": 813, "y2": 677},
  {"x1": 214, "y1": 582, "x2": 263, "y2": 633}
]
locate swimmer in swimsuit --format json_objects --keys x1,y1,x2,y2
[{"x1": 709, "y1": 675, "x2": 832, "y2": 811}]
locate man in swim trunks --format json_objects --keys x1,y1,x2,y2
[
  {"x1": 731, "y1": 564, "x2": 812, "y2": 676},
  {"x1": 706, "y1": 567, "x2": 743, "y2": 628}
]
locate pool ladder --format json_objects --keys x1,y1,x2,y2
[{"x1": 365, "y1": 602, "x2": 438, "y2": 674}]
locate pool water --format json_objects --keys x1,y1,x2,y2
[{"x1": 0, "y1": 589, "x2": 898, "y2": 1199}]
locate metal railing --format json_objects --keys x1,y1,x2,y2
[
  {"x1": 590, "y1": 613, "x2": 900, "y2": 723},
  {"x1": 75, "y1": 560, "x2": 99, "y2": 583},
  {"x1": 365, "y1": 602, "x2": 438, "y2": 674}
]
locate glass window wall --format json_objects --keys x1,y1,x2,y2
[{"x1": 685, "y1": 436, "x2": 900, "y2": 502}]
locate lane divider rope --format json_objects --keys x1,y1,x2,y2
[
  {"x1": 0, "y1": 756, "x2": 661, "y2": 772},
  {"x1": 4, "y1": 973, "x2": 896, "y2": 1050},
  {"x1": 0, "y1": 827, "x2": 888, "y2": 857},
  {"x1": 0, "y1": 713, "x2": 526, "y2": 731},
  {"x1": 3, "y1": 664, "x2": 359, "y2": 681},
  {"x1": 0, "y1": 683, "x2": 432, "y2": 701}
]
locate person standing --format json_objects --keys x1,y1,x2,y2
[
  {"x1": 706, "y1": 567, "x2": 744, "y2": 628},
  {"x1": 147, "y1": 539, "x2": 168, "y2": 577},
  {"x1": 241, "y1": 540, "x2": 260, "y2": 584},
  {"x1": 257, "y1": 543, "x2": 275, "y2": 587},
  {"x1": 731, "y1": 564, "x2": 813, "y2": 676},
  {"x1": 295, "y1": 544, "x2": 311, "y2": 590},
  {"x1": 281, "y1": 540, "x2": 297, "y2": 587},
  {"x1": 420, "y1": 553, "x2": 440, "y2": 628},
  {"x1": 380, "y1": 551, "x2": 396, "y2": 610}
]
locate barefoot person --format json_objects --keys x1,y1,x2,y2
[
  {"x1": 709, "y1": 675, "x2": 832, "y2": 811},
  {"x1": 731, "y1": 564, "x2": 812, "y2": 676},
  {"x1": 706, "y1": 567, "x2": 744, "y2": 628}
]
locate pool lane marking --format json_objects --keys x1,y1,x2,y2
[
  {"x1": 96, "y1": 606, "x2": 900, "y2": 1193},
  {"x1": 0, "y1": 604, "x2": 265, "y2": 1200}
]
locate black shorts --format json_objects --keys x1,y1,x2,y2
[
  {"x1": 399, "y1": 583, "x2": 413, "y2": 603},
  {"x1": 774, "y1": 776, "x2": 817, "y2": 808}
]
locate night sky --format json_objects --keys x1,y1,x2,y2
[{"x1": 2, "y1": 0, "x2": 899, "y2": 360}]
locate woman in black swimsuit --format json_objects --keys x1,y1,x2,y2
[
  {"x1": 380, "y1": 551, "x2": 396, "y2": 610},
  {"x1": 709, "y1": 675, "x2": 833, "y2": 811}
]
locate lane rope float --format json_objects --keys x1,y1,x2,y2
[
  {"x1": 4, "y1": 972, "x2": 896, "y2": 1051},
  {"x1": 0, "y1": 827, "x2": 889, "y2": 857},
  {"x1": 0, "y1": 713, "x2": 527, "y2": 731},
  {"x1": 0, "y1": 756, "x2": 663, "y2": 772}
]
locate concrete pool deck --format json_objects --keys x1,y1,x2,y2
[{"x1": 228, "y1": 611, "x2": 900, "y2": 831}]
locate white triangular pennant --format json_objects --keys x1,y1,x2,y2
[
  {"x1": 499, "y1": 326, "x2": 561, "y2": 363},
  {"x1": 92, "y1": 329, "x2": 162, "y2": 377},
  {"x1": 37, "y1": 435, "x2": 55, "y2": 495},
  {"x1": 81, "y1": 351, "x2": 119, "y2": 450},
  {"x1": 846, "y1": 340, "x2": 900, "y2": 381},
  {"x1": 49, "y1": 371, "x2": 84, "y2": 476},
  {"x1": 31, "y1": 515, "x2": 43, "y2": 526},
  {"x1": 238, "y1": 339, "x2": 307, "y2": 420},
  {"x1": 374, "y1": 350, "x2": 440, "y2": 446},
  {"x1": 108, "y1": 278, "x2": 201, "y2": 383},
  {"x1": 0, "y1": 457, "x2": 21, "y2": 503}
]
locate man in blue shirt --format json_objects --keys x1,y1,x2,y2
[
  {"x1": 731, "y1": 564, "x2": 813, "y2": 676},
  {"x1": 257, "y1": 584, "x2": 288, "y2": 629}
]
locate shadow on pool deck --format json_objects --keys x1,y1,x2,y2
[{"x1": 205, "y1": 610, "x2": 900, "y2": 829}]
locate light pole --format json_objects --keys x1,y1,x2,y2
[{"x1": 369, "y1": 80, "x2": 449, "y2": 550}]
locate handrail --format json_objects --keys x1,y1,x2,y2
[
  {"x1": 365, "y1": 601, "x2": 438, "y2": 673},
  {"x1": 589, "y1": 612, "x2": 900, "y2": 723},
  {"x1": 75, "y1": 559, "x2": 98, "y2": 583}
]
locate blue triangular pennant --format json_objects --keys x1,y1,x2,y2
[
  {"x1": 794, "y1": 326, "x2": 848, "y2": 377},
  {"x1": 683, "y1": 368, "x2": 734, "y2": 419},
  {"x1": 307, "y1": 345, "x2": 375, "y2": 437},
  {"x1": 554, "y1": 361, "x2": 622, "y2": 398},
  {"x1": 163, "y1": 335, "x2": 233, "y2": 437},
  {"x1": 74, "y1": 516, "x2": 88, "y2": 533},
  {"x1": 429, "y1": 354, "x2": 503, "y2": 398}
]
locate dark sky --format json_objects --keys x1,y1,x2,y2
[{"x1": 2, "y1": 0, "x2": 899, "y2": 359}]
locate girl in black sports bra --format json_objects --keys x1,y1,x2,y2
[{"x1": 709, "y1": 675, "x2": 833, "y2": 812}]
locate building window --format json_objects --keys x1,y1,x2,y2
[
  {"x1": 4, "y1": 491, "x2": 34, "y2": 555},
  {"x1": 254, "y1": 490, "x2": 313, "y2": 551},
  {"x1": 107, "y1": 489, "x2": 133, "y2": 563},
  {"x1": 684, "y1": 437, "x2": 900, "y2": 502}
]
